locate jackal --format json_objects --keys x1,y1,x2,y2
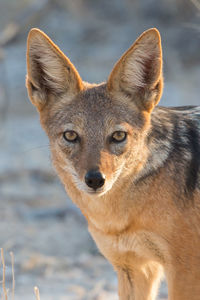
[{"x1": 26, "y1": 28, "x2": 200, "y2": 300}]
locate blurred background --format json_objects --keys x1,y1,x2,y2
[{"x1": 0, "y1": 0, "x2": 200, "y2": 299}]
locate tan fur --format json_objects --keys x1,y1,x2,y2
[{"x1": 26, "y1": 28, "x2": 200, "y2": 299}]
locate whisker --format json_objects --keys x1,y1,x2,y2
[{"x1": 21, "y1": 144, "x2": 50, "y2": 154}]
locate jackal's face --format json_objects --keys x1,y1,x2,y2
[{"x1": 26, "y1": 28, "x2": 163, "y2": 196}]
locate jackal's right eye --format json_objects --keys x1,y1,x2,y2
[
  {"x1": 63, "y1": 130, "x2": 79, "y2": 143},
  {"x1": 111, "y1": 131, "x2": 127, "y2": 143}
]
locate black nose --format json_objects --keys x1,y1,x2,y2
[{"x1": 85, "y1": 170, "x2": 105, "y2": 190}]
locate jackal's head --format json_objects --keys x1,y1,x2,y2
[{"x1": 26, "y1": 28, "x2": 163, "y2": 196}]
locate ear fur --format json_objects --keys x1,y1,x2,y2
[
  {"x1": 26, "y1": 28, "x2": 83, "y2": 111},
  {"x1": 107, "y1": 28, "x2": 163, "y2": 112}
]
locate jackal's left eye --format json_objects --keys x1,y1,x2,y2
[
  {"x1": 111, "y1": 131, "x2": 127, "y2": 143},
  {"x1": 63, "y1": 130, "x2": 79, "y2": 143}
]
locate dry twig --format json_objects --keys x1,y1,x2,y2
[
  {"x1": 10, "y1": 252, "x2": 15, "y2": 300},
  {"x1": 1, "y1": 249, "x2": 8, "y2": 300},
  {"x1": 34, "y1": 287, "x2": 41, "y2": 300}
]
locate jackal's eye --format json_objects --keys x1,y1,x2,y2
[
  {"x1": 63, "y1": 130, "x2": 79, "y2": 143},
  {"x1": 111, "y1": 131, "x2": 127, "y2": 143}
]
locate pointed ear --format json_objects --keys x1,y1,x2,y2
[
  {"x1": 107, "y1": 28, "x2": 163, "y2": 112},
  {"x1": 26, "y1": 28, "x2": 83, "y2": 111}
]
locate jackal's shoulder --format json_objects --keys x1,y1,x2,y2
[
  {"x1": 151, "y1": 105, "x2": 200, "y2": 136},
  {"x1": 163, "y1": 105, "x2": 200, "y2": 121},
  {"x1": 139, "y1": 106, "x2": 200, "y2": 198},
  {"x1": 151, "y1": 105, "x2": 200, "y2": 150},
  {"x1": 153, "y1": 105, "x2": 200, "y2": 118}
]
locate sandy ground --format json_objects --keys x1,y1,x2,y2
[{"x1": 0, "y1": 0, "x2": 200, "y2": 299}]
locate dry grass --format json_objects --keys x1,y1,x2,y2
[
  {"x1": 34, "y1": 287, "x2": 40, "y2": 300},
  {"x1": 0, "y1": 249, "x2": 40, "y2": 300}
]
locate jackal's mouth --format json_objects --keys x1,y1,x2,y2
[{"x1": 86, "y1": 187, "x2": 105, "y2": 195}]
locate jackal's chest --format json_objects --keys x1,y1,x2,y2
[
  {"x1": 89, "y1": 225, "x2": 167, "y2": 265},
  {"x1": 80, "y1": 192, "x2": 135, "y2": 234}
]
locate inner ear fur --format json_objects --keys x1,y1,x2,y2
[
  {"x1": 107, "y1": 28, "x2": 163, "y2": 112},
  {"x1": 26, "y1": 28, "x2": 83, "y2": 111}
]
